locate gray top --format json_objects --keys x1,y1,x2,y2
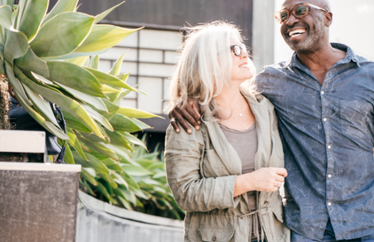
[{"x1": 219, "y1": 123, "x2": 258, "y2": 211}]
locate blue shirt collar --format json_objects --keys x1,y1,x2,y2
[{"x1": 287, "y1": 43, "x2": 361, "y2": 69}]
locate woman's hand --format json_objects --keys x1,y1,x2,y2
[{"x1": 234, "y1": 167, "x2": 288, "y2": 197}]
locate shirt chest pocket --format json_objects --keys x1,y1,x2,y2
[
  {"x1": 339, "y1": 99, "x2": 372, "y2": 138},
  {"x1": 202, "y1": 149, "x2": 231, "y2": 178}
]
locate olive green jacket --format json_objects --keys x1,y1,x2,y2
[{"x1": 165, "y1": 82, "x2": 290, "y2": 242}]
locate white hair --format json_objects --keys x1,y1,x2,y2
[{"x1": 169, "y1": 21, "x2": 257, "y2": 117}]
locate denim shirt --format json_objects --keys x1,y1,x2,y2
[{"x1": 255, "y1": 43, "x2": 374, "y2": 241}]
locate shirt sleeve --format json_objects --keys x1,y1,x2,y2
[{"x1": 164, "y1": 125, "x2": 239, "y2": 212}]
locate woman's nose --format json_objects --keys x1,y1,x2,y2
[{"x1": 241, "y1": 50, "x2": 249, "y2": 59}]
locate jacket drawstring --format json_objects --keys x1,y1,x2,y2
[{"x1": 238, "y1": 205, "x2": 269, "y2": 242}]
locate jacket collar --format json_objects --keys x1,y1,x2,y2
[
  {"x1": 201, "y1": 108, "x2": 242, "y2": 175},
  {"x1": 201, "y1": 82, "x2": 272, "y2": 174},
  {"x1": 240, "y1": 84, "x2": 273, "y2": 170}
]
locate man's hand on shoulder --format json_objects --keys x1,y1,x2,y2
[{"x1": 168, "y1": 97, "x2": 201, "y2": 134}]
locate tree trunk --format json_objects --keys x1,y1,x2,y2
[{"x1": 0, "y1": 75, "x2": 10, "y2": 130}]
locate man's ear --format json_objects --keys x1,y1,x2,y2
[{"x1": 325, "y1": 12, "x2": 333, "y2": 27}]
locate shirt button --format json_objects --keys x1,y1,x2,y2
[
  {"x1": 328, "y1": 145, "x2": 331, "y2": 149},
  {"x1": 323, "y1": 118, "x2": 327, "y2": 122},
  {"x1": 328, "y1": 174, "x2": 332, "y2": 178},
  {"x1": 328, "y1": 202, "x2": 332, "y2": 206},
  {"x1": 321, "y1": 91, "x2": 325, "y2": 94}
]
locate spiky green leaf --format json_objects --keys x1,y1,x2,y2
[
  {"x1": 5, "y1": 61, "x2": 32, "y2": 106},
  {"x1": 81, "y1": 104, "x2": 113, "y2": 131},
  {"x1": 47, "y1": 61, "x2": 105, "y2": 97},
  {"x1": 122, "y1": 164, "x2": 153, "y2": 176},
  {"x1": 73, "y1": 151, "x2": 110, "y2": 174},
  {"x1": 63, "y1": 111, "x2": 91, "y2": 133},
  {"x1": 96, "y1": 181, "x2": 116, "y2": 203},
  {"x1": 105, "y1": 143, "x2": 134, "y2": 163},
  {"x1": 0, "y1": 0, "x2": 13, "y2": 8},
  {"x1": 109, "y1": 113, "x2": 143, "y2": 132},
  {"x1": 102, "y1": 158, "x2": 122, "y2": 172},
  {"x1": 19, "y1": 0, "x2": 49, "y2": 41},
  {"x1": 13, "y1": 90, "x2": 69, "y2": 140},
  {"x1": 117, "y1": 107, "x2": 163, "y2": 119},
  {"x1": 0, "y1": 5, "x2": 12, "y2": 29},
  {"x1": 74, "y1": 25, "x2": 140, "y2": 53},
  {"x1": 100, "y1": 173, "x2": 118, "y2": 189},
  {"x1": 4, "y1": 28, "x2": 28, "y2": 64},
  {"x1": 30, "y1": 12, "x2": 94, "y2": 58},
  {"x1": 108, "y1": 53, "x2": 126, "y2": 75},
  {"x1": 81, "y1": 168, "x2": 98, "y2": 186},
  {"x1": 14, "y1": 0, "x2": 27, "y2": 29},
  {"x1": 90, "y1": 55, "x2": 99, "y2": 69},
  {"x1": 94, "y1": 1, "x2": 125, "y2": 24},
  {"x1": 85, "y1": 67, "x2": 137, "y2": 91},
  {"x1": 66, "y1": 127, "x2": 87, "y2": 160},
  {"x1": 64, "y1": 56, "x2": 89, "y2": 66},
  {"x1": 122, "y1": 132, "x2": 147, "y2": 150},
  {"x1": 130, "y1": 118, "x2": 151, "y2": 130},
  {"x1": 64, "y1": 144, "x2": 75, "y2": 164},
  {"x1": 43, "y1": 0, "x2": 78, "y2": 24},
  {"x1": 106, "y1": 130, "x2": 133, "y2": 152},
  {"x1": 58, "y1": 83, "x2": 107, "y2": 112},
  {"x1": 15, "y1": 48, "x2": 50, "y2": 77},
  {"x1": 14, "y1": 66, "x2": 105, "y2": 139},
  {"x1": 77, "y1": 135, "x2": 119, "y2": 161},
  {"x1": 23, "y1": 84, "x2": 59, "y2": 127}
]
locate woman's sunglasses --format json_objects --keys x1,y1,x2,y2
[
  {"x1": 230, "y1": 44, "x2": 247, "y2": 57},
  {"x1": 274, "y1": 3, "x2": 329, "y2": 24}
]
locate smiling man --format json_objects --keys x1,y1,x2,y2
[
  {"x1": 169, "y1": 0, "x2": 374, "y2": 241},
  {"x1": 257, "y1": 0, "x2": 374, "y2": 241}
]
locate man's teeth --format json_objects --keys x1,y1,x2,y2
[{"x1": 289, "y1": 29, "x2": 306, "y2": 37}]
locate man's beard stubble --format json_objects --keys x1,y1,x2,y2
[{"x1": 286, "y1": 20, "x2": 325, "y2": 52}]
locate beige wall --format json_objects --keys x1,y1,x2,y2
[{"x1": 99, "y1": 29, "x2": 182, "y2": 114}]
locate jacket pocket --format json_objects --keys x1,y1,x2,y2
[
  {"x1": 271, "y1": 201, "x2": 284, "y2": 223},
  {"x1": 198, "y1": 228, "x2": 234, "y2": 242}
]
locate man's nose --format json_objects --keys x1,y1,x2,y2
[{"x1": 286, "y1": 12, "x2": 299, "y2": 26}]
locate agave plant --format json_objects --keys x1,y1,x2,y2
[
  {"x1": 0, "y1": 0, "x2": 145, "y2": 139},
  {"x1": 80, "y1": 137, "x2": 185, "y2": 220},
  {"x1": 0, "y1": 0, "x2": 180, "y2": 218}
]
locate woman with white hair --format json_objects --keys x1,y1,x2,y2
[{"x1": 164, "y1": 21, "x2": 290, "y2": 242}]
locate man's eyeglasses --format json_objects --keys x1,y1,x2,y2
[
  {"x1": 230, "y1": 44, "x2": 247, "y2": 57},
  {"x1": 274, "y1": 3, "x2": 329, "y2": 24}
]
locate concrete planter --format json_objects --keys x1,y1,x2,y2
[
  {"x1": 76, "y1": 191, "x2": 184, "y2": 242},
  {"x1": 0, "y1": 162, "x2": 81, "y2": 242},
  {"x1": 0, "y1": 130, "x2": 184, "y2": 241},
  {"x1": 0, "y1": 130, "x2": 47, "y2": 162}
]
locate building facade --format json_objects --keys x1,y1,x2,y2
[{"x1": 62, "y1": 0, "x2": 255, "y2": 149}]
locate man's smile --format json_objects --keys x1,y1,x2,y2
[
  {"x1": 289, "y1": 29, "x2": 306, "y2": 38},
  {"x1": 284, "y1": 26, "x2": 308, "y2": 42}
]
